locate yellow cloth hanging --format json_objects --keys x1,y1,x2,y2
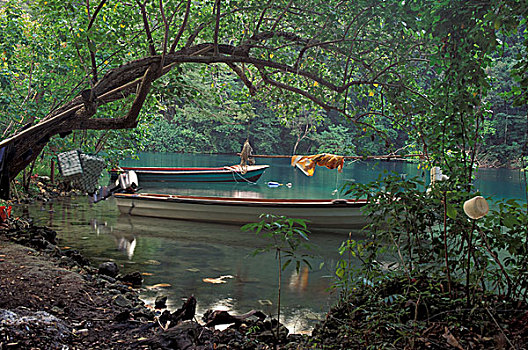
[{"x1": 291, "y1": 153, "x2": 344, "y2": 176}]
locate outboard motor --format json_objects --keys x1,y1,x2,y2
[
  {"x1": 117, "y1": 171, "x2": 139, "y2": 191},
  {"x1": 91, "y1": 171, "x2": 139, "y2": 203}
]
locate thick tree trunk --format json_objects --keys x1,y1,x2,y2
[{"x1": 0, "y1": 58, "x2": 161, "y2": 198}]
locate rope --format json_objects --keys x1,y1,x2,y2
[
  {"x1": 333, "y1": 171, "x2": 340, "y2": 199},
  {"x1": 229, "y1": 167, "x2": 258, "y2": 185},
  {"x1": 332, "y1": 159, "x2": 360, "y2": 198},
  {"x1": 128, "y1": 201, "x2": 135, "y2": 215},
  {"x1": 235, "y1": 153, "x2": 425, "y2": 160}
]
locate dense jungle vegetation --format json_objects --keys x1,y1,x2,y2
[
  {"x1": 135, "y1": 46, "x2": 528, "y2": 168},
  {"x1": 0, "y1": 1, "x2": 526, "y2": 171}
]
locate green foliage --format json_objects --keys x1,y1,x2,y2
[
  {"x1": 493, "y1": 0, "x2": 528, "y2": 108},
  {"x1": 332, "y1": 238, "x2": 380, "y2": 297},
  {"x1": 341, "y1": 172, "x2": 528, "y2": 304},
  {"x1": 145, "y1": 118, "x2": 214, "y2": 153},
  {"x1": 0, "y1": 2, "x2": 53, "y2": 127},
  {"x1": 242, "y1": 214, "x2": 312, "y2": 338},
  {"x1": 311, "y1": 125, "x2": 356, "y2": 156},
  {"x1": 2, "y1": 0, "x2": 526, "y2": 170},
  {"x1": 480, "y1": 198, "x2": 528, "y2": 299},
  {"x1": 341, "y1": 173, "x2": 441, "y2": 282},
  {"x1": 242, "y1": 215, "x2": 313, "y2": 273}
]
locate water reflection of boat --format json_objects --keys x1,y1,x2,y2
[
  {"x1": 115, "y1": 214, "x2": 265, "y2": 247},
  {"x1": 114, "y1": 214, "x2": 357, "y2": 251},
  {"x1": 289, "y1": 266, "x2": 310, "y2": 292},
  {"x1": 90, "y1": 219, "x2": 137, "y2": 259},
  {"x1": 109, "y1": 165, "x2": 269, "y2": 183},
  {"x1": 90, "y1": 218, "x2": 113, "y2": 235},
  {"x1": 114, "y1": 193, "x2": 368, "y2": 232},
  {"x1": 115, "y1": 235, "x2": 137, "y2": 259}
]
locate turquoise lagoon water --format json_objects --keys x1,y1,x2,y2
[{"x1": 18, "y1": 153, "x2": 526, "y2": 333}]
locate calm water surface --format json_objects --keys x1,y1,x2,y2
[{"x1": 16, "y1": 153, "x2": 526, "y2": 333}]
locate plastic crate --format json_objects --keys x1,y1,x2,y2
[
  {"x1": 72, "y1": 154, "x2": 105, "y2": 193},
  {"x1": 57, "y1": 150, "x2": 83, "y2": 179}
]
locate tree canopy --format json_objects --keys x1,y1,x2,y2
[{"x1": 0, "y1": 0, "x2": 526, "y2": 198}]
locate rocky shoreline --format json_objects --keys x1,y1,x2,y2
[{"x1": 0, "y1": 220, "x2": 309, "y2": 349}]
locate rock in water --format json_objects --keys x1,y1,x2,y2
[
  {"x1": 121, "y1": 271, "x2": 143, "y2": 286},
  {"x1": 155, "y1": 295, "x2": 168, "y2": 309},
  {"x1": 98, "y1": 261, "x2": 119, "y2": 277}
]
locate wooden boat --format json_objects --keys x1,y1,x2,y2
[
  {"x1": 109, "y1": 164, "x2": 269, "y2": 183},
  {"x1": 113, "y1": 192, "x2": 368, "y2": 232}
]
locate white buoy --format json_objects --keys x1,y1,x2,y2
[{"x1": 463, "y1": 196, "x2": 489, "y2": 220}]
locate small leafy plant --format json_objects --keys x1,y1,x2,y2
[{"x1": 242, "y1": 214, "x2": 313, "y2": 342}]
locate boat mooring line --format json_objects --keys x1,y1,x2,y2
[{"x1": 230, "y1": 168, "x2": 258, "y2": 185}]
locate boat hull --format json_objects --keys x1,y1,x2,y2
[
  {"x1": 114, "y1": 193, "x2": 368, "y2": 232},
  {"x1": 109, "y1": 165, "x2": 269, "y2": 183}
]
